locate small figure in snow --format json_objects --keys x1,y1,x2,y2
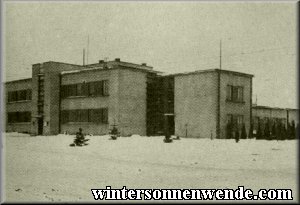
[
  {"x1": 235, "y1": 130, "x2": 240, "y2": 143},
  {"x1": 70, "y1": 128, "x2": 89, "y2": 147}
]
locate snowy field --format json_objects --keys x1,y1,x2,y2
[{"x1": 2, "y1": 132, "x2": 299, "y2": 203}]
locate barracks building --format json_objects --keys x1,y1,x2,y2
[{"x1": 3, "y1": 58, "x2": 298, "y2": 138}]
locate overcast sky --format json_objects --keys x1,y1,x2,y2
[{"x1": 3, "y1": 2, "x2": 298, "y2": 109}]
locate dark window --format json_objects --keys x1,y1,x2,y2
[
  {"x1": 226, "y1": 85, "x2": 232, "y2": 101},
  {"x1": 103, "y1": 80, "x2": 109, "y2": 96},
  {"x1": 227, "y1": 114, "x2": 244, "y2": 130},
  {"x1": 61, "y1": 108, "x2": 108, "y2": 124},
  {"x1": 7, "y1": 89, "x2": 32, "y2": 102},
  {"x1": 226, "y1": 85, "x2": 244, "y2": 102},
  {"x1": 94, "y1": 81, "x2": 103, "y2": 96},
  {"x1": 102, "y1": 108, "x2": 108, "y2": 123},
  {"x1": 79, "y1": 109, "x2": 89, "y2": 122},
  {"x1": 7, "y1": 112, "x2": 31, "y2": 123},
  {"x1": 61, "y1": 110, "x2": 68, "y2": 124},
  {"x1": 88, "y1": 82, "x2": 95, "y2": 96},
  {"x1": 61, "y1": 80, "x2": 109, "y2": 98},
  {"x1": 89, "y1": 109, "x2": 102, "y2": 123},
  {"x1": 26, "y1": 89, "x2": 32, "y2": 100}
]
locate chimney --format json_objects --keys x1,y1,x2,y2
[
  {"x1": 99, "y1": 60, "x2": 104, "y2": 64},
  {"x1": 141, "y1": 63, "x2": 147, "y2": 66},
  {"x1": 115, "y1": 58, "x2": 121, "y2": 62}
]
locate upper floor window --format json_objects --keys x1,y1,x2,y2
[
  {"x1": 226, "y1": 85, "x2": 244, "y2": 103},
  {"x1": 7, "y1": 89, "x2": 32, "y2": 103},
  {"x1": 61, "y1": 80, "x2": 109, "y2": 98}
]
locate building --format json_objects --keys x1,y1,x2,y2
[
  {"x1": 3, "y1": 58, "x2": 297, "y2": 139},
  {"x1": 252, "y1": 105, "x2": 299, "y2": 135},
  {"x1": 173, "y1": 69, "x2": 253, "y2": 139}
]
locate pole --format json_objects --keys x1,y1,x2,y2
[
  {"x1": 83, "y1": 49, "x2": 85, "y2": 66},
  {"x1": 87, "y1": 35, "x2": 89, "y2": 65},
  {"x1": 219, "y1": 39, "x2": 222, "y2": 70}
]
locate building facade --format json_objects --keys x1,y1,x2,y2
[
  {"x1": 3, "y1": 58, "x2": 298, "y2": 138},
  {"x1": 174, "y1": 69, "x2": 253, "y2": 139},
  {"x1": 252, "y1": 105, "x2": 299, "y2": 135}
]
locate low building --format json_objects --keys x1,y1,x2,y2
[
  {"x1": 252, "y1": 105, "x2": 299, "y2": 134},
  {"x1": 4, "y1": 58, "x2": 297, "y2": 139}
]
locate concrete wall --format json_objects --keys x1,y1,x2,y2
[
  {"x1": 31, "y1": 62, "x2": 84, "y2": 135},
  {"x1": 219, "y1": 72, "x2": 252, "y2": 138},
  {"x1": 4, "y1": 79, "x2": 32, "y2": 133},
  {"x1": 60, "y1": 69, "x2": 116, "y2": 135},
  {"x1": 118, "y1": 69, "x2": 147, "y2": 136},
  {"x1": 60, "y1": 68, "x2": 148, "y2": 136},
  {"x1": 287, "y1": 109, "x2": 299, "y2": 125},
  {"x1": 174, "y1": 72, "x2": 218, "y2": 138}
]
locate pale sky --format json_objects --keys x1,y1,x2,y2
[{"x1": 2, "y1": 1, "x2": 298, "y2": 109}]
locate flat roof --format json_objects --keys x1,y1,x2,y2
[
  {"x1": 166, "y1": 68, "x2": 254, "y2": 78},
  {"x1": 253, "y1": 105, "x2": 298, "y2": 111},
  {"x1": 61, "y1": 65, "x2": 162, "y2": 76},
  {"x1": 4, "y1": 78, "x2": 32, "y2": 84}
]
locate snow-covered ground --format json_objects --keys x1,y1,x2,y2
[{"x1": 2, "y1": 133, "x2": 298, "y2": 203}]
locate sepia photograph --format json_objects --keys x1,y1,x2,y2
[{"x1": 0, "y1": 0, "x2": 299, "y2": 203}]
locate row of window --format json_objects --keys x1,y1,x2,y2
[
  {"x1": 7, "y1": 89, "x2": 32, "y2": 102},
  {"x1": 61, "y1": 80, "x2": 109, "y2": 98},
  {"x1": 7, "y1": 112, "x2": 31, "y2": 123},
  {"x1": 253, "y1": 117, "x2": 286, "y2": 124},
  {"x1": 226, "y1": 85, "x2": 243, "y2": 102},
  {"x1": 61, "y1": 108, "x2": 108, "y2": 124}
]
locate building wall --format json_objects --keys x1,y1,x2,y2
[
  {"x1": 219, "y1": 72, "x2": 252, "y2": 138},
  {"x1": 118, "y1": 69, "x2": 147, "y2": 136},
  {"x1": 31, "y1": 62, "x2": 84, "y2": 135},
  {"x1": 60, "y1": 68, "x2": 147, "y2": 136},
  {"x1": 174, "y1": 72, "x2": 218, "y2": 138},
  {"x1": 287, "y1": 109, "x2": 299, "y2": 125},
  {"x1": 60, "y1": 69, "x2": 117, "y2": 135},
  {"x1": 4, "y1": 79, "x2": 32, "y2": 133}
]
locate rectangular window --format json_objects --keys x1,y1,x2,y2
[
  {"x1": 26, "y1": 89, "x2": 32, "y2": 100},
  {"x1": 237, "y1": 87, "x2": 243, "y2": 102},
  {"x1": 237, "y1": 115, "x2": 244, "y2": 126},
  {"x1": 102, "y1": 108, "x2": 108, "y2": 123},
  {"x1": 61, "y1": 108, "x2": 108, "y2": 124},
  {"x1": 226, "y1": 85, "x2": 244, "y2": 102},
  {"x1": 227, "y1": 114, "x2": 233, "y2": 124},
  {"x1": 89, "y1": 109, "x2": 102, "y2": 123},
  {"x1": 61, "y1": 80, "x2": 108, "y2": 98},
  {"x1": 7, "y1": 89, "x2": 32, "y2": 102},
  {"x1": 88, "y1": 82, "x2": 95, "y2": 96},
  {"x1": 103, "y1": 80, "x2": 109, "y2": 96},
  {"x1": 79, "y1": 109, "x2": 89, "y2": 122},
  {"x1": 226, "y1": 85, "x2": 232, "y2": 101},
  {"x1": 94, "y1": 81, "x2": 103, "y2": 96},
  {"x1": 7, "y1": 112, "x2": 31, "y2": 123},
  {"x1": 76, "y1": 84, "x2": 82, "y2": 96},
  {"x1": 61, "y1": 110, "x2": 68, "y2": 124},
  {"x1": 227, "y1": 114, "x2": 244, "y2": 130}
]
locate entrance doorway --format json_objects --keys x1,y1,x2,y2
[{"x1": 38, "y1": 118, "x2": 43, "y2": 135}]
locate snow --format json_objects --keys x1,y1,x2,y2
[{"x1": 2, "y1": 133, "x2": 298, "y2": 203}]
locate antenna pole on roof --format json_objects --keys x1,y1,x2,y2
[
  {"x1": 87, "y1": 35, "x2": 89, "y2": 65},
  {"x1": 219, "y1": 39, "x2": 222, "y2": 70},
  {"x1": 83, "y1": 49, "x2": 85, "y2": 66}
]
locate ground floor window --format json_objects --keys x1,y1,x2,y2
[
  {"x1": 7, "y1": 112, "x2": 31, "y2": 123},
  {"x1": 227, "y1": 114, "x2": 244, "y2": 130},
  {"x1": 61, "y1": 108, "x2": 108, "y2": 124}
]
